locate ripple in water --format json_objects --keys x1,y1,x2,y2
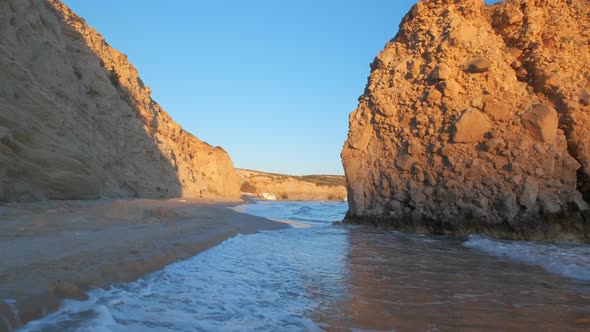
[{"x1": 19, "y1": 201, "x2": 590, "y2": 331}]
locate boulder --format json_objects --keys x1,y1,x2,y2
[
  {"x1": 454, "y1": 109, "x2": 492, "y2": 143},
  {"x1": 396, "y1": 155, "x2": 421, "y2": 172},
  {"x1": 519, "y1": 177, "x2": 539, "y2": 210},
  {"x1": 463, "y1": 57, "x2": 491, "y2": 73},
  {"x1": 439, "y1": 79, "x2": 464, "y2": 97},
  {"x1": 426, "y1": 89, "x2": 443, "y2": 105},
  {"x1": 432, "y1": 64, "x2": 452, "y2": 81},
  {"x1": 522, "y1": 104, "x2": 558, "y2": 143},
  {"x1": 494, "y1": 194, "x2": 517, "y2": 220},
  {"x1": 483, "y1": 101, "x2": 510, "y2": 121},
  {"x1": 539, "y1": 195, "x2": 561, "y2": 214}
]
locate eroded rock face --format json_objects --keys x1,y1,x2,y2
[
  {"x1": 342, "y1": 0, "x2": 590, "y2": 242},
  {"x1": 0, "y1": 0, "x2": 240, "y2": 201}
]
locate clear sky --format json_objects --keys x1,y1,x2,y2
[{"x1": 59, "y1": 1, "x2": 419, "y2": 175}]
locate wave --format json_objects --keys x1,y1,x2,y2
[
  {"x1": 464, "y1": 235, "x2": 590, "y2": 282},
  {"x1": 238, "y1": 201, "x2": 348, "y2": 225}
]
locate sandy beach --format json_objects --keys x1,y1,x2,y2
[{"x1": 0, "y1": 198, "x2": 286, "y2": 330}]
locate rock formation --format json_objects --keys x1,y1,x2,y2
[
  {"x1": 0, "y1": 0, "x2": 240, "y2": 201},
  {"x1": 237, "y1": 169, "x2": 347, "y2": 201},
  {"x1": 342, "y1": 0, "x2": 590, "y2": 242}
]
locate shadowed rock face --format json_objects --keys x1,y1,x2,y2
[
  {"x1": 0, "y1": 0, "x2": 240, "y2": 201},
  {"x1": 342, "y1": 0, "x2": 590, "y2": 242}
]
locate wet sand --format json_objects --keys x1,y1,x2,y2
[{"x1": 0, "y1": 198, "x2": 286, "y2": 331}]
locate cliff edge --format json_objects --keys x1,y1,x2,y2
[
  {"x1": 0, "y1": 0, "x2": 240, "y2": 201},
  {"x1": 342, "y1": 0, "x2": 590, "y2": 242}
]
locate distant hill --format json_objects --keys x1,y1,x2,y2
[{"x1": 237, "y1": 169, "x2": 347, "y2": 201}]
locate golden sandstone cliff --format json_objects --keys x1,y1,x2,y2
[
  {"x1": 237, "y1": 169, "x2": 347, "y2": 201},
  {"x1": 342, "y1": 0, "x2": 590, "y2": 241},
  {"x1": 0, "y1": 0, "x2": 240, "y2": 201}
]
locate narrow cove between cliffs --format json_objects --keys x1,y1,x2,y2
[{"x1": 20, "y1": 201, "x2": 590, "y2": 331}]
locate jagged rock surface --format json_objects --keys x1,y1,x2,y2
[
  {"x1": 342, "y1": 0, "x2": 590, "y2": 242},
  {"x1": 0, "y1": 0, "x2": 240, "y2": 201}
]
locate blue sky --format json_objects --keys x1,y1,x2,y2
[{"x1": 61, "y1": 1, "x2": 419, "y2": 175}]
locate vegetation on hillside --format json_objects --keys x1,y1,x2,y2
[
  {"x1": 240, "y1": 181, "x2": 258, "y2": 193},
  {"x1": 297, "y1": 175, "x2": 345, "y2": 187}
]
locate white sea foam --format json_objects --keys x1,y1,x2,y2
[
  {"x1": 464, "y1": 234, "x2": 590, "y2": 281},
  {"x1": 20, "y1": 202, "x2": 348, "y2": 332}
]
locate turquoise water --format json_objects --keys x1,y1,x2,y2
[{"x1": 19, "y1": 201, "x2": 590, "y2": 331}]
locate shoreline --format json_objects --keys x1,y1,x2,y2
[
  {"x1": 0, "y1": 198, "x2": 288, "y2": 331},
  {"x1": 343, "y1": 212, "x2": 590, "y2": 244}
]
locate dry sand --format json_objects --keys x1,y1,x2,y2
[{"x1": 0, "y1": 198, "x2": 287, "y2": 330}]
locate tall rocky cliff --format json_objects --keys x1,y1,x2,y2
[
  {"x1": 342, "y1": 0, "x2": 590, "y2": 241},
  {"x1": 0, "y1": 0, "x2": 240, "y2": 201}
]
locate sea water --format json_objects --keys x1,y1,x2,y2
[{"x1": 19, "y1": 201, "x2": 590, "y2": 331}]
